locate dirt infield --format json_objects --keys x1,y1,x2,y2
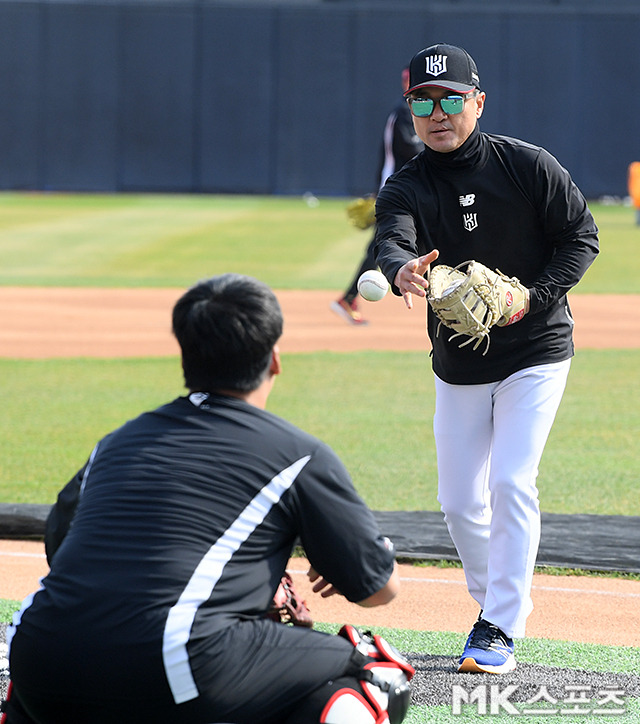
[
  {"x1": 1, "y1": 287, "x2": 639, "y2": 648},
  {"x1": 2, "y1": 540, "x2": 640, "y2": 648},
  {"x1": 1, "y1": 287, "x2": 639, "y2": 357}
]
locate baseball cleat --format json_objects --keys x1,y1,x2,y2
[
  {"x1": 458, "y1": 618, "x2": 516, "y2": 674},
  {"x1": 330, "y1": 298, "x2": 368, "y2": 325}
]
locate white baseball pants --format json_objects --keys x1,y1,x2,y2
[{"x1": 434, "y1": 360, "x2": 571, "y2": 638}]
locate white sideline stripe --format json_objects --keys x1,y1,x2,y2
[
  {"x1": 6, "y1": 553, "x2": 635, "y2": 597},
  {"x1": 2, "y1": 553, "x2": 637, "y2": 599},
  {"x1": 399, "y1": 576, "x2": 640, "y2": 598},
  {"x1": 287, "y1": 569, "x2": 640, "y2": 599},
  {"x1": 531, "y1": 584, "x2": 640, "y2": 598}
]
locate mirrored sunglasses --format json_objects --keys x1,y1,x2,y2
[{"x1": 407, "y1": 95, "x2": 467, "y2": 118}]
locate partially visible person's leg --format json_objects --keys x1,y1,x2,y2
[
  {"x1": 190, "y1": 621, "x2": 358, "y2": 723},
  {"x1": 1, "y1": 682, "x2": 39, "y2": 724},
  {"x1": 331, "y1": 236, "x2": 377, "y2": 325},
  {"x1": 283, "y1": 626, "x2": 413, "y2": 724},
  {"x1": 341, "y1": 237, "x2": 378, "y2": 306}
]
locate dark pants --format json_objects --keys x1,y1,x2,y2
[
  {"x1": 343, "y1": 235, "x2": 377, "y2": 304},
  {"x1": 7, "y1": 621, "x2": 356, "y2": 724}
]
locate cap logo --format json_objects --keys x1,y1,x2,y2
[{"x1": 425, "y1": 55, "x2": 448, "y2": 77}]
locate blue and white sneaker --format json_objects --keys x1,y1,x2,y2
[{"x1": 458, "y1": 617, "x2": 516, "y2": 674}]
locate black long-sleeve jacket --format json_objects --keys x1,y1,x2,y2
[{"x1": 375, "y1": 124, "x2": 599, "y2": 384}]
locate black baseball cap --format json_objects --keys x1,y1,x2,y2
[{"x1": 405, "y1": 44, "x2": 481, "y2": 96}]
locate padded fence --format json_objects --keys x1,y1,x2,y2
[{"x1": 0, "y1": 0, "x2": 638, "y2": 198}]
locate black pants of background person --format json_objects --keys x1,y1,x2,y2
[{"x1": 341, "y1": 234, "x2": 377, "y2": 305}]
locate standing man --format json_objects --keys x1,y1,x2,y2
[
  {"x1": 375, "y1": 44, "x2": 599, "y2": 673},
  {"x1": 5, "y1": 274, "x2": 412, "y2": 723},
  {"x1": 332, "y1": 66, "x2": 424, "y2": 325}
]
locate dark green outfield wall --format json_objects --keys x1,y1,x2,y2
[{"x1": 0, "y1": 0, "x2": 638, "y2": 198}]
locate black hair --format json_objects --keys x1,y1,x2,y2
[{"x1": 172, "y1": 274, "x2": 283, "y2": 393}]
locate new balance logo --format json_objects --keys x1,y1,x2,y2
[{"x1": 459, "y1": 194, "x2": 475, "y2": 207}]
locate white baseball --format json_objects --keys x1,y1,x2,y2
[{"x1": 357, "y1": 270, "x2": 389, "y2": 302}]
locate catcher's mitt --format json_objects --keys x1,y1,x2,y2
[
  {"x1": 427, "y1": 260, "x2": 528, "y2": 354},
  {"x1": 346, "y1": 196, "x2": 376, "y2": 230},
  {"x1": 266, "y1": 573, "x2": 313, "y2": 627}
]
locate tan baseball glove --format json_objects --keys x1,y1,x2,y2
[
  {"x1": 346, "y1": 196, "x2": 376, "y2": 230},
  {"x1": 427, "y1": 260, "x2": 529, "y2": 354}
]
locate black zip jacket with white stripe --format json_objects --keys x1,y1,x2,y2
[{"x1": 14, "y1": 394, "x2": 394, "y2": 702}]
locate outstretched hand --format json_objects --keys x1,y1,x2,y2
[{"x1": 393, "y1": 249, "x2": 440, "y2": 309}]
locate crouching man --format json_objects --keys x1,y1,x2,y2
[{"x1": 4, "y1": 274, "x2": 412, "y2": 724}]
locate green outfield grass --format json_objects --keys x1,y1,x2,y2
[
  {"x1": 0, "y1": 193, "x2": 365, "y2": 289},
  {"x1": 0, "y1": 192, "x2": 638, "y2": 292},
  {"x1": 0, "y1": 349, "x2": 637, "y2": 513}
]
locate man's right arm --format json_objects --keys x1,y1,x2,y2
[
  {"x1": 293, "y1": 446, "x2": 399, "y2": 607},
  {"x1": 357, "y1": 562, "x2": 400, "y2": 607},
  {"x1": 373, "y1": 181, "x2": 423, "y2": 292},
  {"x1": 307, "y1": 561, "x2": 400, "y2": 607}
]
